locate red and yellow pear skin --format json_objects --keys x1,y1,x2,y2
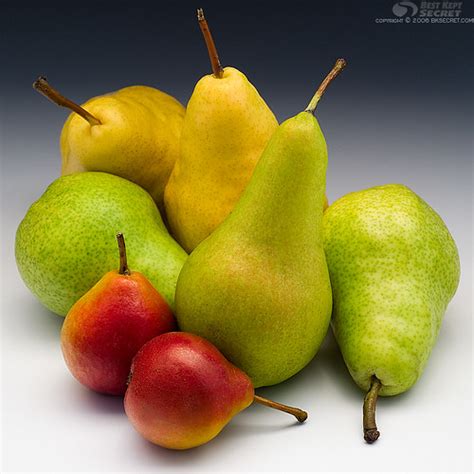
[
  {"x1": 124, "y1": 332, "x2": 255, "y2": 450},
  {"x1": 61, "y1": 271, "x2": 176, "y2": 396}
]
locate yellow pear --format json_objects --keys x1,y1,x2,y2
[
  {"x1": 164, "y1": 9, "x2": 278, "y2": 252},
  {"x1": 33, "y1": 78, "x2": 185, "y2": 207}
]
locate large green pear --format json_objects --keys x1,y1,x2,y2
[
  {"x1": 174, "y1": 58, "x2": 347, "y2": 387},
  {"x1": 16, "y1": 172, "x2": 187, "y2": 316},
  {"x1": 323, "y1": 184, "x2": 460, "y2": 442}
]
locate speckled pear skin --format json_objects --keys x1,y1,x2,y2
[
  {"x1": 323, "y1": 184, "x2": 460, "y2": 396},
  {"x1": 15, "y1": 172, "x2": 187, "y2": 316},
  {"x1": 164, "y1": 67, "x2": 278, "y2": 252},
  {"x1": 175, "y1": 112, "x2": 332, "y2": 388},
  {"x1": 61, "y1": 85, "x2": 185, "y2": 207}
]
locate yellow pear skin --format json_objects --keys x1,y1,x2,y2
[
  {"x1": 164, "y1": 67, "x2": 278, "y2": 252},
  {"x1": 34, "y1": 78, "x2": 185, "y2": 207},
  {"x1": 61, "y1": 85, "x2": 185, "y2": 206}
]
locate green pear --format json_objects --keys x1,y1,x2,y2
[
  {"x1": 174, "y1": 60, "x2": 346, "y2": 388},
  {"x1": 323, "y1": 184, "x2": 460, "y2": 442},
  {"x1": 164, "y1": 9, "x2": 278, "y2": 252},
  {"x1": 33, "y1": 78, "x2": 185, "y2": 207},
  {"x1": 15, "y1": 172, "x2": 187, "y2": 316}
]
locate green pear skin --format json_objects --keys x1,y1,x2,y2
[
  {"x1": 15, "y1": 172, "x2": 187, "y2": 316},
  {"x1": 175, "y1": 112, "x2": 333, "y2": 388},
  {"x1": 323, "y1": 184, "x2": 460, "y2": 396}
]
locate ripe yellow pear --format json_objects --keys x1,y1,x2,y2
[
  {"x1": 164, "y1": 9, "x2": 278, "y2": 252},
  {"x1": 33, "y1": 78, "x2": 185, "y2": 207}
]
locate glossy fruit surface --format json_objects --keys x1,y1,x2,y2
[{"x1": 124, "y1": 332, "x2": 254, "y2": 449}]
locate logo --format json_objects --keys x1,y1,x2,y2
[
  {"x1": 392, "y1": 1, "x2": 419, "y2": 17},
  {"x1": 374, "y1": 1, "x2": 473, "y2": 24}
]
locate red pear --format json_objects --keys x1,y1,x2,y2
[
  {"x1": 124, "y1": 332, "x2": 307, "y2": 450},
  {"x1": 61, "y1": 233, "x2": 176, "y2": 395}
]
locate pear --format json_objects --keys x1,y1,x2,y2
[
  {"x1": 61, "y1": 234, "x2": 176, "y2": 395},
  {"x1": 33, "y1": 77, "x2": 185, "y2": 207},
  {"x1": 15, "y1": 172, "x2": 187, "y2": 316},
  {"x1": 322, "y1": 184, "x2": 460, "y2": 443},
  {"x1": 174, "y1": 60, "x2": 346, "y2": 387},
  {"x1": 164, "y1": 9, "x2": 278, "y2": 252},
  {"x1": 125, "y1": 332, "x2": 307, "y2": 450}
]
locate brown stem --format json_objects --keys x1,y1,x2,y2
[
  {"x1": 253, "y1": 394, "x2": 308, "y2": 423},
  {"x1": 305, "y1": 58, "x2": 347, "y2": 114},
  {"x1": 116, "y1": 233, "x2": 130, "y2": 275},
  {"x1": 32, "y1": 76, "x2": 101, "y2": 126},
  {"x1": 363, "y1": 376, "x2": 382, "y2": 444},
  {"x1": 197, "y1": 8, "x2": 223, "y2": 78}
]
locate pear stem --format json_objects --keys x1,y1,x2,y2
[
  {"x1": 32, "y1": 76, "x2": 101, "y2": 126},
  {"x1": 304, "y1": 58, "x2": 347, "y2": 114},
  {"x1": 363, "y1": 376, "x2": 382, "y2": 444},
  {"x1": 116, "y1": 233, "x2": 130, "y2": 276},
  {"x1": 253, "y1": 394, "x2": 308, "y2": 423},
  {"x1": 197, "y1": 8, "x2": 223, "y2": 78}
]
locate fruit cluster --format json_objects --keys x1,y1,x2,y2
[{"x1": 15, "y1": 9, "x2": 460, "y2": 449}]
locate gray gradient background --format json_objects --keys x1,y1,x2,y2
[{"x1": 1, "y1": 1, "x2": 472, "y2": 472}]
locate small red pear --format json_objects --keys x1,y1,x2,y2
[
  {"x1": 124, "y1": 332, "x2": 307, "y2": 450},
  {"x1": 61, "y1": 233, "x2": 176, "y2": 395}
]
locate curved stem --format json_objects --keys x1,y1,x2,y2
[
  {"x1": 253, "y1": 394, "x2": 308, "y2": 423},
  {"x1": 116, "y1": 233, "x2": 130, "y2": 275},
  {"x1": 32, "y1": 76, "x2": 101, "y2": 126},
  {"x1": 363, "y1": 376, "x2": 382, "y2": 444},
  {"x1": 305, "y1": 58, "x2": 347, "y2": 114},
  {"x1": 197, "y1": 8, "x2": 223, "y2": 78}
]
